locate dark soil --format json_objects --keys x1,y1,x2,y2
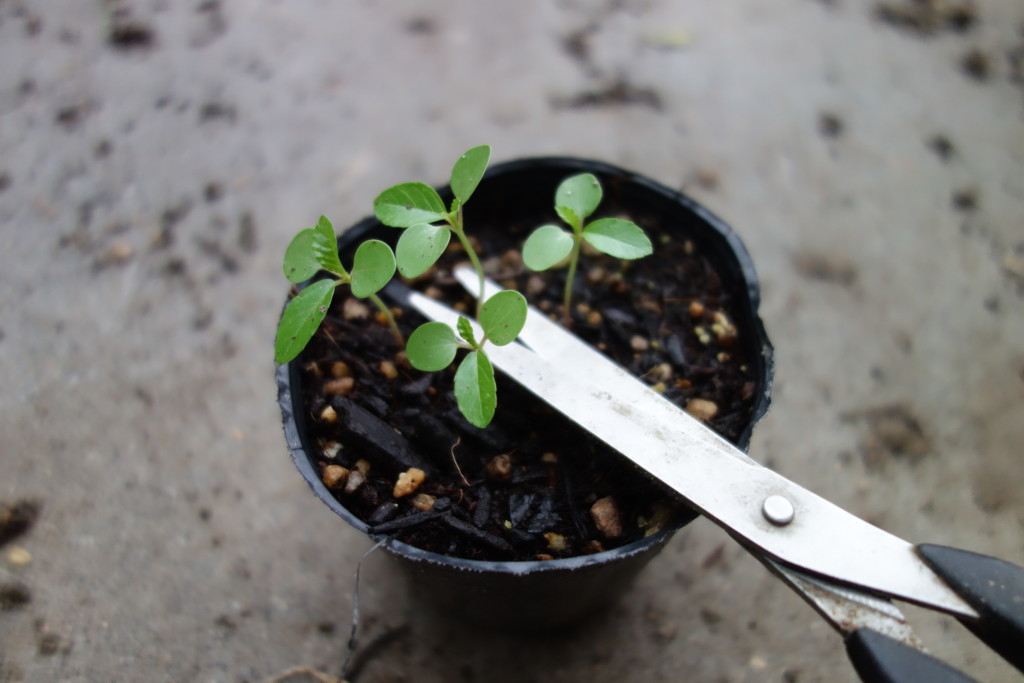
[{"x1": 295, "y1": 201, "x2": 761, "y2": 562}]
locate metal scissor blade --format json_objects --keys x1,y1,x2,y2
[
  {"x1": 451, "y1": 266, "x2": 758, "y2": 469},
  {"x1": 396, "y1": 284, "x2": 977, "y2": 620}
]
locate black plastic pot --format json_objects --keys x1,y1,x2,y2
[{"x1": 276, "y1": 157, "x2": 774, "y2": 632}]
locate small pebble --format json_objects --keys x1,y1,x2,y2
[
  {"x1": 393, "y1": 467, "x2": 426, "y2": 498},
  {"x1": 711, "y1": 311, "x2": 737, "y2": 343},
  {"x1": 586, "y1": 310, "x2": 602, "y2": 325},
  {"x1": 344, "y1": 470, "x2": 366, "y2": 494},
  {"x1": 500, "y1": 249, "x2": 522, "y2": 270},
  {"x1": 650, "y1": 362, "x2": 673, "y2": 382},
  {"x1": 343, "y1": 298, "x2": 370, "y2": 320},
  {"x1": 590, "y1": 496, "x2": 623, "y2": 538},
  {"x1": 630, "y1": 335, "x2": 650, "y2": 352},
  {"x1": 331, "y1": 361, "x2": 351, "y2": 378},
  {"x1": 319, "y1": 405, "x2": 338, "y2": 424},
  {"x1": 324, "y1": 377, "x2": 355, "y2": 396},
  {"x1": 322, "y1": 441, "x2": 342, "y2": 459},
  {"x1": 6, "y1": 546, "x2": 31, "y2": 567},
  {"x1": 322, "y1": 465, "x2": 349, "y2": 490},
  {"x1": 485, "y1": 454, "x2": 512, "y2": 482},
  {"x1": 410, "y1": 493, "x2": 436, "y2": 511},
  {"x1": 543, "y1": 533, "x2": 568, "y2": 551},
  {"x1": 694, "y1": 326, "x2": 712, "y2": 345},
  {"x1": 353, "y1": 459, "x2": 371, "y2": 474},
  {"x1": 424, "y1": 285, "x2": 444, "y2": 300},
  {"x1": 107, "y1": 240, "x2": 134, "y2": 263},
  {"x1": 686, "y1": 398, "x2": 719, "y2": 422},
  {"x1": 379, "y1": 360, "x2": 398, "y2": 380},
  {"x1": 526, "y1": 275, "x2": 546, "y2": 297},
  {"x1": 541, "y1": 452, "x2": 559, "y2": 464},
  {"x1": 688, "y1": 301, "x2": 705, "y2": 317}
]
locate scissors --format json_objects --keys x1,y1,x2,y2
[{"x1": 391, "y1": 265, "x2": 1024, "y2": 683}]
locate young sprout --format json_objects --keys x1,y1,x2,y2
[
  {"x1": 373, "y1": 145, "x2": 527, "y2": 428},
  {"x1": 405, "y1": 289, "x2": 527, "y2": 428},
  {"x1": 275, "y1": 216, "x2": 398, "y2": 365},
  {"x1": 522, "y1": 173, "x2": 652, "y2": 315}
]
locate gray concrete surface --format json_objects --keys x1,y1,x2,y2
[{"x1": 2, "y1": 1, "x2": 1022, "y2": 681}]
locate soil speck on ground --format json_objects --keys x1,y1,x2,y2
[
  {"x1": 818, "y1": 112, "x2": 844, "y2": 138},
  {"x1": 792, "y1": 250, "x2": 858, "y2": 286},
  {"x1": 952, "y1": 187, "x2": 979, "y2": 212},
  {"x1": 0, "y1": 499, "x2": 42, "y2": 547},
  {"x1": 927, "y1": 134, "x2": 955, "y2": 161},
  {"x1": 108, "y1": 20, "x2": 155, "y2": 51},
  {"x1": 960, "y1": 48, "x2": 990, "y2": 81},
  {"x1": 0, "y1": 582, "x2": 32, "y2": 610}
]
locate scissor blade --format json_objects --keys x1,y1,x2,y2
[
  {"x1": 452, "y1": 266, "x2": 757, "y2": 468},
  {"x1": 397, "y1": 284, "x2": 977, "y2": 620}
]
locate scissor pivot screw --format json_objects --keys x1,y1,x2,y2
[{"x1": 762, "y1": 495, "x2": 795, "y2": 526}]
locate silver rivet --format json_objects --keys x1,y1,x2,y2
[{"x1": 762, "y1": 495, "x2": 795, "y2": 526}]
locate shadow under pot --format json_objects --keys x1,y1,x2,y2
[{"x1": 276, "y1": 157, "x2": 774, "y2": 632}]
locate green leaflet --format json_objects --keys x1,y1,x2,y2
[
  {"x1": 583, "y1": 218, "x2": 653, "y2": 260},
  {"x1": 479, "y1": 290, "x2": 527, "y2": 346},
  {"x1": 454, "y1": 350, "x2": 496, "y2": 428},
  {"x1": 274, "y1": 279, "x2": 335, "y2": 365},
  {"x1": 395, "y1": 223, "x2": 451, "y2": 278},
  {"x1": 450, "y1": 145, "x2": 491, "y2": 204},
  {"x1": 312, "y1": 216, "x2": 345, "y2": 275},
  {"x1": 406, "y1": 321, "x2": 458, "y2": 372},
  {"x1": 350, "y1": 240, "x2": 396, "y2": 298},
  {"x1": 523, "y1": 224, "x2": 574, "y2": 271},
  {"x1": 373, "y1": 182, "x2": 448, "y2": 227},
  {"x1": 554, "y1": 173, "x2": 602, "y2": 228},
  {"x1": 282, "y1": 228, "x2": 321, "y2": 284}
]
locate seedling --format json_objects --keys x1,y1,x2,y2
[
  {"x1": 404, "y1": 289, "x2": 527, "y2": 428},
  {"x1": 274, "y1": 216, "x2": 398, "y2": 365},
  {"x1": 522, "y1": 173, "x2": 652, "y2": 314},
  {"x1": 373, "y1": 145, "x2": 527, "y2": 428}
]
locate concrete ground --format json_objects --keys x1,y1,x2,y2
[{"x1": 1, "y1": 1, "x2": 1022, "y2": 681}]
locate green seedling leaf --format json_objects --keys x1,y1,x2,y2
[
  {"x1": 583, "y1": 218, "x2": 653, "y2": 260},
  {"x1": 450, "y1": 145, "x2": 491, "y2": 204},
  {"x1": 523, "y1": 224, "x2": 575, "y2": 271},
  {"x1": 275, "y1": 279, "x2": 335, "y2": 365},
  {"x1": 374, "y1": 182, "x2": 448, "y2": 227},
  {"x1": 456, "y1": 316, "x2": 478, "y2": 348},
  {"x1": 283, "y1": 228, "x2": 321, "y2": 283},
  {"x1": 406, "y1": 321, "x2": 458, "y2": 372},
  {"x1": 479, "y1": 290, "x2": 527, "y2": 346},
  {"x1": 312, "y1": 216, "x2": 346, "y2": 275},
  {"x1": 555, "y1": 173, "x2": 602, "y2": 227},
  {"x1": 350, "y1": 240, "x2": 396, "y2": 298},
  {"x1": 454, "y1": 350, "x2": 497, "y2": 428},
  {"x1": 396, "y1": 223, "x2": 451, "y2": 278}
]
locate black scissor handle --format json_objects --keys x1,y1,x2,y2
[
  {"x1": 845, "y1": 545, "x2": 1024, "y2": 682},
  {"x1": 845, "y1": 628, "x2": 977, "y2": 683},
  {"x1": 916, "y1": 544, "x2": 1024, "y2": 674}
]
